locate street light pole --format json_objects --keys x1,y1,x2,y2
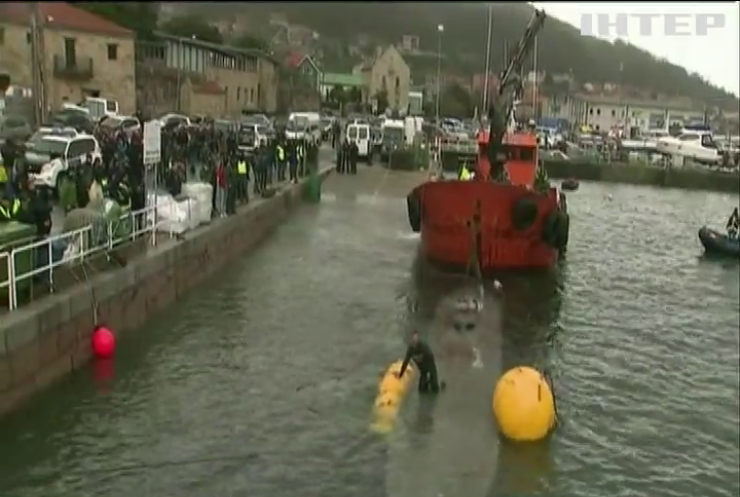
[{"x1": 435, "y1": 23, "x2": 444, "y2": 122}]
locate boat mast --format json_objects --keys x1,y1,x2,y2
[
  {"x1": 482, "y1": 4, "x2": 493, "y2": 113},
  {"x1": 486, "y1": 9, "x2": 545, "y2": 181}
]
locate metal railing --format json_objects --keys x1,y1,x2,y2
[
  {"x1": 0, "y1": 203, "x2": 177, "y2": 312},
  {"x1": 0, "y1": 251, "x2": 12, "y2": 309},
  {"x1": 52, "y1": 55, "x2": 94, "y2": 80}
]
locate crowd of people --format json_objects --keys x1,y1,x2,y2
[{"x1": 0, "y1": 118, "x2": 321, "y2": 248}]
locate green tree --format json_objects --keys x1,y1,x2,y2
[
  {"x1": 71, "y1": 3, "x2": 159, "y2": 38},
  {"x1": 160, "y1": 15, "x2": 223, "y2": 44},
  {"x1": 348, "y1": 87, "x2": 363, "y2": 104},
  {"x1": 441, "y1": 83, "x2": 474, "y2": 118},
  {"x1": 214, "y1": 2, "x2": 737, "y2": 110},
  {"x1": 374, "y1": 90, "x2": 388, "y2": 114},
  {"x1": 329, "y1": 85, "x2": 347, "y2": 105}
]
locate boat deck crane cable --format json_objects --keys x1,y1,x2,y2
[{"x1": 487, "y1": 9, "x2": 546, "y2": 181}]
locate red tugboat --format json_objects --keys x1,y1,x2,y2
[{"x1": 406, "y1": 9, "x2": 569, "y2": 272}]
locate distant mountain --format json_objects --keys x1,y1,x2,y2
[{"x1": 178, "y1": 2, "x2": 738, "y2": 110}]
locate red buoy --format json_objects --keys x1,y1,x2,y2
[{"x1": 91, "y1": 326, "x2": 116, "y2": 359}]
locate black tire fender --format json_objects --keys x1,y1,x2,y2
[
  {"x1": 541, "y1": 210, "x2": 560, "y2": 246},
  {"x1": 511, "y1": 197, "x2": 539, "y2": 231},
  {"x1": 407, "y1": 192, "x2": 421, "y2": 233},
  {"x1": 557, "y1": 212, "x2": 570, "y2": 251}
]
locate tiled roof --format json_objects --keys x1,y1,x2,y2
[
  {"x1": 285, "y1": 51, "x2": 305, "y2": 69},
  {"x1": 322, "y1": 72, "x2": 364, "y2": 87},
  {"x1": 0, "y1": 2, "x2": 132, "y2": 37}
]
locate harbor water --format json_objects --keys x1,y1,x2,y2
[{"x1": 0, "y1": 168, "x2": 737, "y2": 497}]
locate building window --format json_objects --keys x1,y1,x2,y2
[
  {"x1": 250, "y1": 88, "x2": 254, "y2": 102},
  {"x1": 237, "y1": 87, "x2": 241, "y2": 101},
  {"x1": 611, "y1": 109, "x2": 615, "y2": 117},
  {"x1": 64, "y1": 37, "x2": 77, "y2": 66},
  {"x1": 395, "y1": 77, "x2": 400, "y2": 89},
  {"x1": 596, "y1": 108, "x2": 601, "y2": 116},
  {"x1": 26, "y1": 31, "x2": 31, "y2": 44},
  {"x1": 589, "y1": 108, "x2": 593, "y2": 115},
  {"x1": 257, "y1": 83, "x2": 261, "y2": 102},
  {"x1": 0, "y1": 27, "x2": 4, "y2": 45},
  {"x1": 107, "y1": 43, "x2": 118, "y2": 61}
]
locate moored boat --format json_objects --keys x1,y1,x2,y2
[
  {"x1": 698, "y1": 226, "x2": 740, "y2": 257},
  {"x1": 406, "y1": 9, "x2": 568, "y2": 272},
  {"x1": 561, "y1": 178, "x2": 579, "y2": 192}
]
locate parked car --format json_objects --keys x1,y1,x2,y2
[
  {"x1": 0, "y1": 115, "x2": 33, "y2": 144},
  {"x1": 48, "y1": 108, "x2": 95, "y2": 134},
  {"x1": 26, "y1": 134, "x2": 102, "y2": 190},
  {"x1": 158, "y1": 113, "x2": 191, "y2": 131},
  {"x1": 100, "y1": 115, "x2": 141, "y2": 136}
]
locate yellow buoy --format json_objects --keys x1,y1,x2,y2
[
  {"x1": 370, "y1": 360, "x2": 416, "y2": 434},
  {"x1": 492, "y1": 366, "x2": 556, "y2": 442}
]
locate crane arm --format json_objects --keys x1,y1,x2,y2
[{"x1": 486, "y1": 9, "x2": 546, "y2": 180}]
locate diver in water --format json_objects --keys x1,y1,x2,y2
[
  {"x1": 396, "y1": 331, "x2": 441, "y2": 394},
  {"x1": 726, "y1": 207, "x2": 739, "y2": 239}
]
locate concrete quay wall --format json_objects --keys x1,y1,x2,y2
[
  {"x1": 0, "y1": 173, "x2": 329, "y2": 416},
  {"x1": 544, "y1": 160, "x2": 740, "y2": 194}
]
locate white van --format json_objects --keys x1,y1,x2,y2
[
  {"x1": 347, "y1": 123, "x2": 371, "y2": 161},
  {"x1": 288, "y1": 112, "x2": 321, "y2": 144}
]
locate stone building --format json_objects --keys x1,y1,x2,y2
[
  {"x1": 135, "y1": 33, "x2": 280, "y2": 118},
  {"x1": 354, "y1": 45, "x2": 410, "y2": 113},
  {"x1": 0, "y1": 2, "x2": 136, "y2": 116}
]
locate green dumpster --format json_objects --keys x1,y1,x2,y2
[
  {"x1": 0, "y1": 222, "x2": 37, "y2": 302},
  {"x1": 304, "y1": 169, "x2": 321, "y2": 203}
]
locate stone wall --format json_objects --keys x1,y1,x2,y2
[
  {"x1": 544, "y1": 160, "x2": 740, "y2": 194},
  {"x1": 0, "y1": 23, "x2": 137, "y2": 114},
  {"x1": 0, "y1": 171, "x2": 330, "y2": 416},
  {"x1": 134, "y1": 62, "x2": 180, "y2": 118}
]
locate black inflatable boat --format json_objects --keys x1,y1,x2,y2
[
  {"x1": 698, "y1": 226, "x2": 740, "y2": 257},
  {"x1": 561, "y1": 178, "x2": 579, "y2": 192}
]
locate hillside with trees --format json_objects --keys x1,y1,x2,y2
[
  {"x1": 180, "y1": 2, "x2": 738, "y2": 110},
  {"x1": 75, "y1": 2, "x2": 738, "y2": 111}
]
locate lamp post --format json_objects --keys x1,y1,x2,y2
[{"x1": 435, "y1": 23, "x2": 444, "y2": 122}]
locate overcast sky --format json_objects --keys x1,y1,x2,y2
[{"x1": 531, "y1": 2, "x2": 740, "y2": 97}]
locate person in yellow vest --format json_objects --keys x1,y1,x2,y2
[
  {"x1": 0, "y1": 196, "x2": 21, "y2": 222},
  {"x1": 459, "y1": 164, "x2": 474, "y2": 181},
  {"x1": 236, "y1": 153, "x2": 250, "y2": 204},
  {"x1": 0, "y1": 161, "x2": 8, "y2": 184},
  {"x1": 275, "y1": 141, "x2": 286, "y2": 181}
]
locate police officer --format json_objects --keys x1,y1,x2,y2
[
  {"x1": 0, "y1": 196, "x2": 21, "y2": 222},
  {"x1": 276, "y1": 140, "x2": 286, "y2": 181},
  {"x1": 335, "y1": 139, "x2": 344, "y2": 174},
  {"x1": 268, "y1": 139, "x2": 277, "y2": 185},
  {"x1": 340, "y1": 139, "x2": 350, "y2": 174},
  {"x1": 349, "y1": 140, "x2": 359, "y2": 175},
  {"x1": 236, "y1": 153, "x2": 250, "y2": 203},
  {"x1": 258, "y1": 141, "x2": 270, "y2": 192},
  {"x1": 288, "y1": 139, "x2": 299, "y2": 184},
  {"x1": 253, "y1": 144, "x2": 263, "y2": 195}
]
